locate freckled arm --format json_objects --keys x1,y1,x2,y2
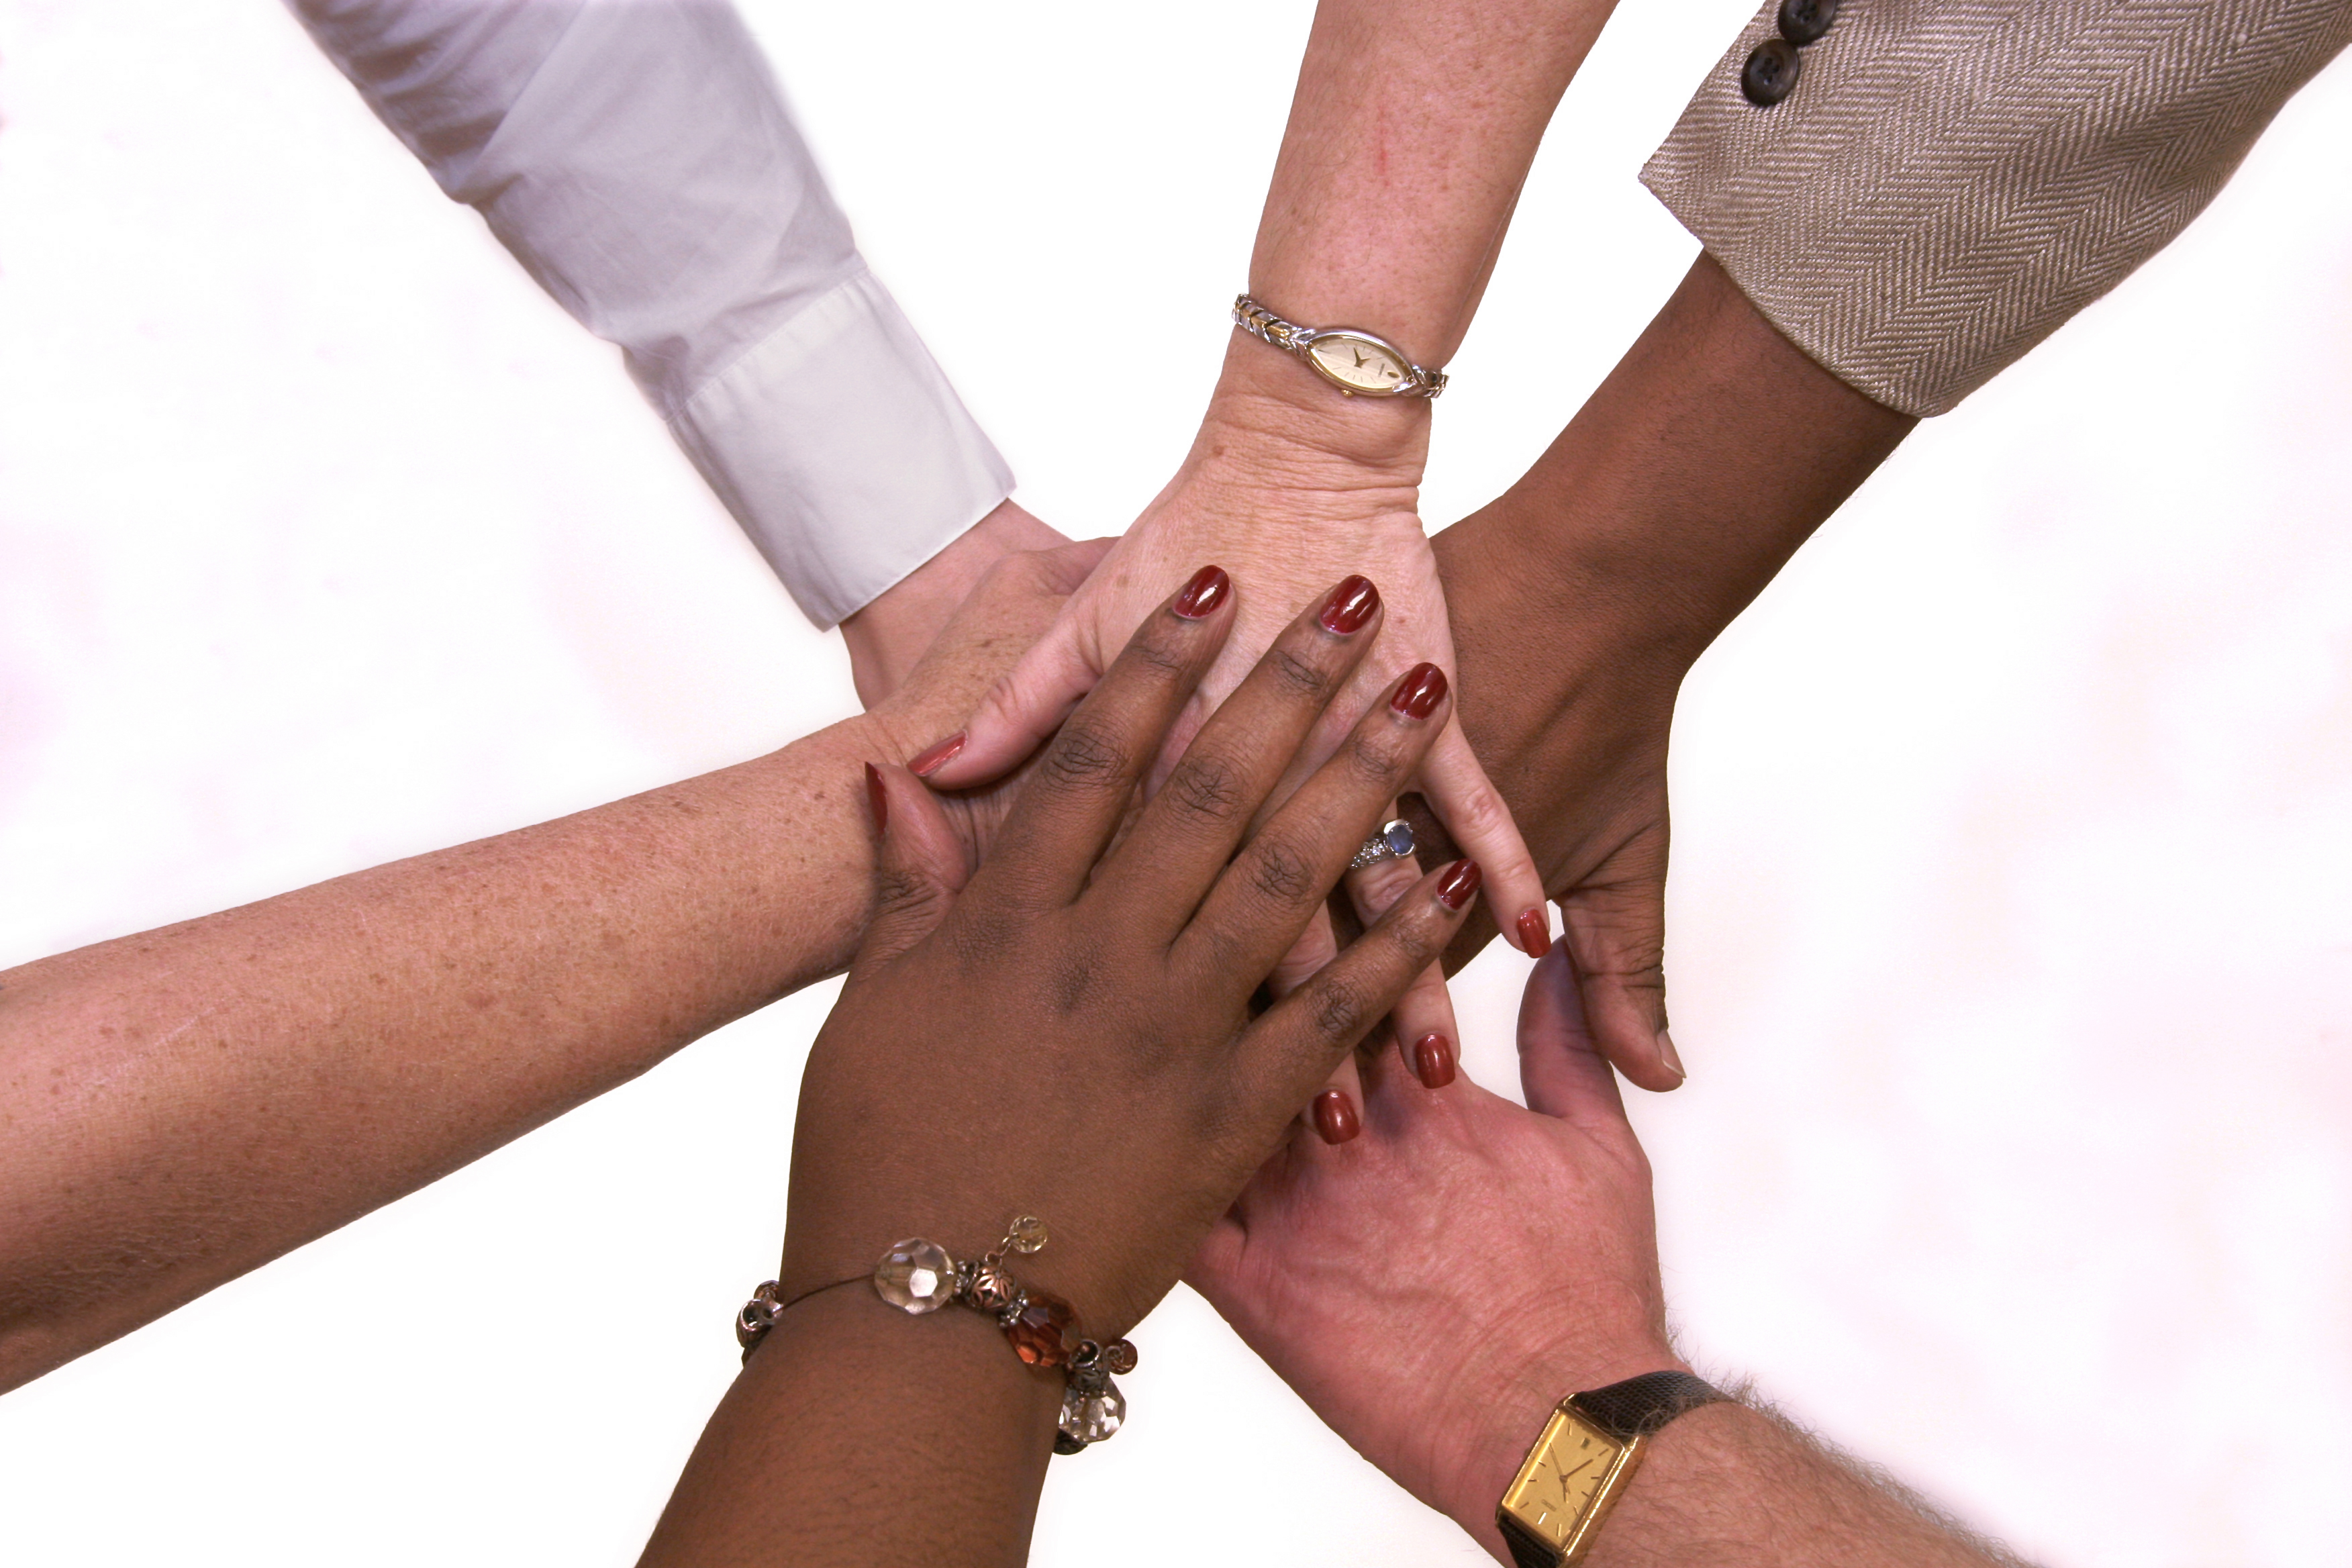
[{"x1": 0, "y1": 713, "x2": 926, "y2": 1393}]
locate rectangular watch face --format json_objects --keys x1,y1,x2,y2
[{"x1": 1500, "y1": 1409, "x2": 1628, "y2": 1550}]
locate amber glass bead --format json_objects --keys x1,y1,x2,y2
[{"x1": 1003, "y1": 1290, "x2": 1080, "y2": 1367}]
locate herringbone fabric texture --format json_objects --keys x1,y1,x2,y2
[{"x1": 1643, "y1": 0, "x2": 2352, "y2": 415}]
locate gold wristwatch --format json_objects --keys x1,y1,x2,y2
[
  {"x1": 1232, "y1": 294, "x2": 1448, "y2": 398},
  {"x1": 1496, "y1": 1371, "x2": 1726, "y2": 1568}
]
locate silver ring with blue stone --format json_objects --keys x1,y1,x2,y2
[{"x1": 1349, "y1": 818, "x2": 1416, "y2": 871}]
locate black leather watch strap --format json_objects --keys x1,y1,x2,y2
[{"x1": 1568, "y1": 1371, "x2": 1727, "y2": 1439}]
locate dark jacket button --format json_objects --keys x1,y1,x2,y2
[
  {"x1": 1741, "y1": 37, "x2": 1802, "y2": 105},
  {"x1": 1777, "y1": 0, "x2": 1841, "y2": 46}
]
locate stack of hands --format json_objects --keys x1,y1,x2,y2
[
  {"x1": 665, "y1": 547, "x2": 1700, "y2": 1563},
  {"x1": 1, "y1": 258, "x2": 1999, "y2": 1566},
  {"x1": 2, "y1": 0, "x2": 2059, "y2": 1557}
]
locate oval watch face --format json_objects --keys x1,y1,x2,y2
[{"x1": 1306, "y1": 333, "x2": 1409, "y2": 394}]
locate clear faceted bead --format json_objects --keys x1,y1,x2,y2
[
  {"x1": 873, "y1": 1238, "x2": 959, "y2": 1314},
  {"x1": 1004, "y1": 1215, "x2": 1048, "y2": 1255},
  {"x1": 1059, "y1": 1379, "x2": 1126, "y2": 1447}
]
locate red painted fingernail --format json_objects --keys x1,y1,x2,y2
[
  {"x1": 1318, "y1": 575, "x2": 1379, "y2": 636},
  {"x1": 1516, "y1": 908, "x2": 1553, "y2": 958},
  {"x1": 909, "y1": 732, "x2": 964, "y2": 777},
  {"x1": 1436, "y1": 859, "x2": 1481, "y2": 911},
  {"x1": 864, "y1": 762, "x2": 887, "y2": 832},
  {"x1": 1312, "y1": 1089, "x2": 1361, "y2": 1144},
  {"x1": 1173, "y1": 565, "x2": 1231, "y2": 619},
  {"x1": 1389, "y1": 662, "x2": 1447, "y2": 720},
  {"x1": 1412, "y1": 1032, "x2": 1457, "y2": 1089}
]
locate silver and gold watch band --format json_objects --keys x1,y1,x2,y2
[{"x1": 1232, "y1": 294, "x2": 1449, "y2": 399}]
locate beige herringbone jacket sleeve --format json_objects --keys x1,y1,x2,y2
[{"x1": 1643, "y1": 0, "x2": 2352, "y2": 415}]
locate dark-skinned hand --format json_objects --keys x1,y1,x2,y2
[{"x1": 781, "y1": 567, "x2": 1483, "y2": 1338}]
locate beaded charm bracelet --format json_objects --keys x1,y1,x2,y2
[{"x1": 736, "y1": 1216, "x2": 1136, "y2": 1455}]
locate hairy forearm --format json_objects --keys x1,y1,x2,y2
[
  {"x1": 1584, "y1": 1400, "x2": 2030, "y2": 1568},
  {"x1": 0, "y1": 716, "x2": 910, "y2": 1391}
]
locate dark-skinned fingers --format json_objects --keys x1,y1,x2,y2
[
  {"x1": 1178, "y1": 660, "x2": 1452, "y2": 983},
  {"x1": 971, "y1": 564, "x2": 1233, "y2": 910},
  {"x1": 848, "y1": 763, "x2": 973, "y2": 981},
  {"x1": 1558, "y1": 859, "x2": 1679, "y2": 1091},
  {"x1": 1094, "y1": 576, "x2": 1385, "y2": 936},
  {"x1": 1236, "y1": 857, "x2": 1481, "y2": 1120}
]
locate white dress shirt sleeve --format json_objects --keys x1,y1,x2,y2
[{"x1": 287, "y1": 0, "x2": 1015, "y2": 628}]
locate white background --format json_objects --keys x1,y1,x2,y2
[{"x1": 3, "y1": 1, "x2": 2349, "y2": 1563}]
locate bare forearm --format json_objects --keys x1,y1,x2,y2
[
  {"x1": 640, "y1": 1286, "x2": 1058, "y2": 1567},
  {"x1": 0, "y1": 720, "x2": 893, "y2": 1390},
  {"x1": 1254, "y1": 0, "x2": 1616, "y2": 359},
  {"x1": 1416, "y1": 254, "x2": 1915, "y2": 961},
  {"x1": 1207, "y1": 0, "x2": 1618, "y2": 473},
  {"x1": 1585, "y1": 1402, "x2": 2030, "y2": 1568},
  {"x1": 1451, "y1": 252, "x2": 1915, "y2": 708}
]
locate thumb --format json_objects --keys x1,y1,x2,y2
[
  {"x1": 1556, "y1": 844, "x2": 1681, "y2": 1091},
  {"x1": 1517, "y1": 947, "x2": 1630, "y2": 1132},
  {"x1": 915, "y1": 607, "x2": 1106, "y2": 789},
  {"x1": 850, "y1": 762, "x2": 971, "y2": 978}
]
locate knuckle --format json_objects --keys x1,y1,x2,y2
[
  {"x1": 947, "y1": 901, "x2": 1023, "y2": 965},
  {"x1": 1048, "y1": 952, "x2": 1105, "y2": 1016},
  {"x1": 1245, "y1": 834, "x2": 1320, "y2": 909},
  {"x1": 1440, "y1": 781, "x2": 1509, "y2": 840},
  {"x1": 1385, "y1": 910, "x2": 1444, "y2": 971},
  {"x1": 1344, "y1": 727, "x2": 1412, "y2": 789},
  {"x1": 1122, "y1": 626, "x2": 1193, "y2": 681},
  {"x1": 1163, "y1": 751, "x2": 1248, "y2": 825},
  {"x1": 1308, "y1": 974, "x2": 1375, "y2": 1043},
  {"x1": 873, "y1": 865, "x2": 948, "y2": 924},
  {"x1": 1040, "y1": 719, "x2": 1130, "y2": 793},
  {"x1": 1264, "y1": 646, "x2": 1332, "y2": 702}
]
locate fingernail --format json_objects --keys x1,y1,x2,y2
[
  {"x1": 1657, "y1": 1029, "x2": 1686, "y2": 1081},
  {"x1": 909, "y1": 732, "x2": 964, "y2": 777},
  {"x1": 1389, "y1": 662, "x2": 1447, "y2": 720},
  {"x1": 1318, "y1": 575, "x2": 1379, "y2": 636},
  {"x1": 1436, "y1": 858, "x2": 1481, "y2": 911},
  {"x1": 1173, "y1": 564, "x2": 1231, "y2": 619},
  {"x1": 863, "y1": 761, "x2": 887, "y2": 832},
  {"x1": 1515, "y1": 908, "x2": 1553, "y2": 958},
  {"x1": 1312, "y1": 1089, "x2": 1361, "y2": 1144},
  {"x1": 1412, "y1": 1032, "x2": 1457, "y2": 1089}
]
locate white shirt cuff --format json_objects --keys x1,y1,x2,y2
[{"x1": 667, "y1": 269, "x2": 1014, "y2": 629}]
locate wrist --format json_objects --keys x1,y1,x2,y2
[
  {"x1": 1433, "y1": 1339, "x2": 1690, "y2": 1553},
  {"x1": 839, "y1": 501, "x2": 1061, "y2": 708},
  {"x1": 1198, "y1": 330, "x2": 1432, "y2": 485}
]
